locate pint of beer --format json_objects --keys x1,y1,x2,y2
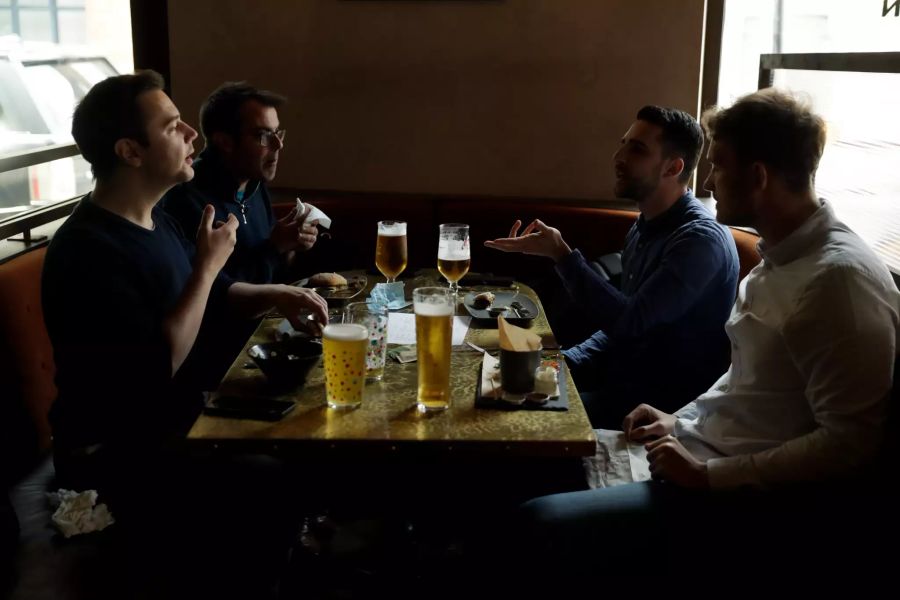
[
  {"x1": 375, "y1": 221, "x2": 408, "y2": 282},
  {"x1": 437, "y1": 223, "x2": 470, "y2": 296},
  {"x1": 323, "y1": 323, "x2": 368, "y2": 409},
  {"x1": 413, "y1": 287, "x2": 454, "y2": 413}
]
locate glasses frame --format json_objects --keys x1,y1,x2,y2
[{"x1": 250, "y1": 128, "x2": 287, "y2": 148}]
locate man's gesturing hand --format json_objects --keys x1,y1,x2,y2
[
  {"x1": 483, "y1": 219, "x2": 572, "y2": 262},
  {"x1": 196, "y1": 204, "x2": 237, "y2": 276}
]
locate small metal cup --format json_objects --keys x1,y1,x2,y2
[{"x1": 499, "y1": 348, "x2": 542, "y2": 394}]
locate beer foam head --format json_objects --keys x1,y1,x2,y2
[
  {"x1": 378, "y1": 221, "x2": 406, "y2": 236},
  {"x1": 438, "y1": 249, "x2": 470, "y2": 261},
  {"x1": 323, "y1": 323, "x2": 368, "y2": 341},
  {"x1": 414, "y1": 301, "x2": 454, "y2": 317}
]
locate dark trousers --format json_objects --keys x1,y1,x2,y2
[
  {"x1": 54, "y1": 445, "x2": 300, "y2": 600},
  {"x1": 503, "y1": 480, "x2": 896, "y2": 595}
]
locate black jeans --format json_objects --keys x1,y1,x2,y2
[
  {"x1": 504, "y1": 480, "x2": 896, "y2": 595},
  {"x1": 55, "y1": 444, "x2": 301, "y2": 600}
]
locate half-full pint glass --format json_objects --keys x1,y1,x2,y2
[
  {"x1": 323, "y1": 323, "x2": 368, "y2": 409},
  {"x1": 414, "y1": 287, "x2": 454, "y2": 413},
  {"x1": 375, "y1": 221, "x2": 408, "y2": 283},
  {"x1": 344, "y1": 301, "x2": 389, "y2": 382}
]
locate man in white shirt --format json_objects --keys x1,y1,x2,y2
[{"x1": 515, "y1": 89, "x2": 899, "y2": 591}]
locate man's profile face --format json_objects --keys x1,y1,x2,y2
[
  {"x1": 704, "y1": 138, "x2": 755, "y2": 227},
  {"x1": 135, "y1": 90, "x2": 198, "y2": 187},
  {"x1": 612, "y1": 120, "x2": 668, "y2": 203},
  {"x1": 230, "y1": 99, "x2": 283, "y2": 183}
]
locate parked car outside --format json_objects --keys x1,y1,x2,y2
[{"x1": 0, "y1": 37, "x2": 118, "y2": 219}]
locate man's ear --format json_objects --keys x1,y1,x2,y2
[
  {"x1": 113, "y1": 138, "x2": 142, "y2": 168},
  {"x1": 663, "y1": 157, "x2": 685, "y2": 180},
  {"x1": 750, "y1": 162, "x2": 769, "y2": 192},
  {"x1": 210, "y1": 131, "x2": 235, "y2": 155}
]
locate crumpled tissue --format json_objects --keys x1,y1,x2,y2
[
  {"x1": 46, "y1": 489, "x2": 115, "y2": 538},
  {"x1": 296, "y1": 198, "x2": 332, "y2": 229},
  {"x1": 368, "y1": 282, "x2": 412, "y2": 310}
]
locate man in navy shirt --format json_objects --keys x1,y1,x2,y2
[
  {"x1": 486, "y1": 106, "x2": 739, "y2": 428},
  {"x1": 163, "y1": 82, "x2": 319, "y2": 284},
  {"x1": 42, "y1": 71, "x2": 328, "y2": 597}
]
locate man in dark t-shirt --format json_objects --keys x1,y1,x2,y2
[{"x1": 41, "y1": 71, "x2": 328, "y2": 598}]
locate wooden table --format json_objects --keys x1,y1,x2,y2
[{"x1": 187, "y1": 272, "x2": 597, "y2": 458}]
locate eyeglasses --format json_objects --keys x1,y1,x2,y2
[{"x1": 251, "y1": 128, "x2": 286, "y2": 148}]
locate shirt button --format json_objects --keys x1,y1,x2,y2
[{"x1": 629, "y1": 274, "x2": 634, "y2": 280}]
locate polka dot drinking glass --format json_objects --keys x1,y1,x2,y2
[
  {"x1": 343, "y1": 301, "x2": 389, "y2": 382},
  {"x1": 322, "y1": 323, "x2": 368, "y2": 409}
]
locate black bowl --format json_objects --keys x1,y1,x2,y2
[{"x1": 247, "y1": 338, "x2": 323, "y2": 389}]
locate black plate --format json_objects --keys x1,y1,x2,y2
[
  {"x1": 294, "y1": 275, "x2": 367, "y2": 304},
  {"x1": 474, "y1": 361, "x2": 569, "y2": 412},
  {"x1": 461, "y1": 291, "x2": 538, "y2": 326}
]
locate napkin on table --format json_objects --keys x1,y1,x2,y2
[{"x1": 368, "y1": 282, "x2": 412, "y2": 310}]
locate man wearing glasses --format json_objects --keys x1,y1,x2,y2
[{"x1": 164, "y1": 82, "x2": 317, "y2": 285}]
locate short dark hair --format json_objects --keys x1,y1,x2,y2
[
  {"x1": 72, "y1": 70, "x2": 165, "y2": 180},
  {"x1": 199, "y1": 82, "x2": 286, "y2": 142},
  {"x1": 701, "y1": 89, "x2": 826, "y2": 192},
  {"x1": 636, "y1": 105, "x2": 704, "y2": 183}
]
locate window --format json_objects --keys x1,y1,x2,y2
[
  {"x1": 0, "y1": 0, "x2": 130, "y2": 226},
  {"x1": 718, "y1": 0, "x2": 900, "y2": 272},
  {"x1": 0, "y1": 0, "x2": 86, "y2": 44}
]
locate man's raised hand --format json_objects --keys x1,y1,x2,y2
[
  {"x1": 483, "y1": 219, "x2": 572, "y2": 262},
  {"x1": 196, "y1": 204, "x2": 237, "y2": 276}
]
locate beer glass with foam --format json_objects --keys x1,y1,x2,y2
[
  {"x1": 413, "y1": 287, "x2": 454, "y2": 413},
  {"x1": 323, "y1": 323, "x2": 368, "y2": 409},
  {"x1": 437, "y1": 223, "x2": 470, "y2": 297},
  {"x1": 375, "y1": 221, "x2": 408, "y2": 283}
]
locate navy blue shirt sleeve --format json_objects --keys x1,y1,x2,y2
[{"x1": 555, "y1": 224, "x2": 733, "y2": 342}]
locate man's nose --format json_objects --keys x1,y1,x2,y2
[{"x1": 184, "y1": 123, "x2": 198, "y2": 143}]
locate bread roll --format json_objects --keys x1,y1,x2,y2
[
  {"x1": 308, "y1": 272, "x2": 348, "y2": 287},
  {"x1": 472, "y1": 291, "x2": 495, "y2": 309}
]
